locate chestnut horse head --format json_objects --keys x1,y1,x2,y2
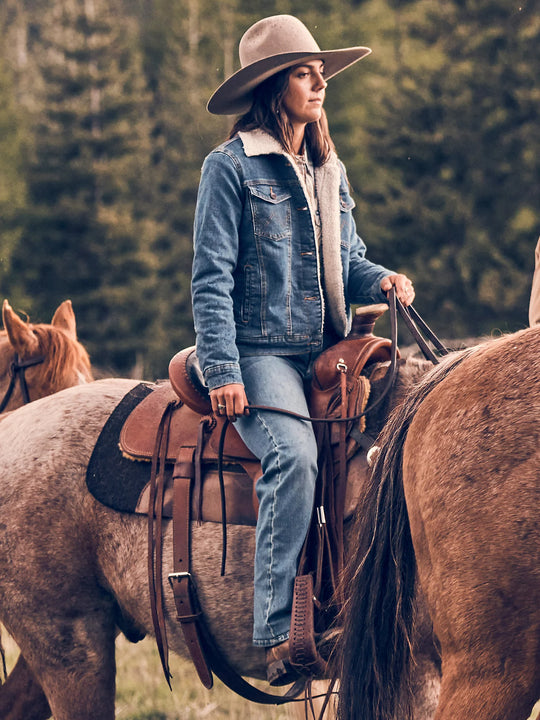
[{"x1": 0, "y1": 299, "x2": 93, "y2": 412}]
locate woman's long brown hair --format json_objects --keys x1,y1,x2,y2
[{"x1": 228, "y1": 67, "x2": 335, "y2": 166}]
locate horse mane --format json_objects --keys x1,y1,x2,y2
[
  {"x1": 336, "y1": 346, "x2": 476, "y2": 720},
  {"x1": 32, "y1": 324, "x2": 92, "y2": 386},
  {"x1": 0, "y1": 323, "x2": 92, "y2": 389}
]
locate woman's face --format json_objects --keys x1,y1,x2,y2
[{"x1": 281, "y1": 61, "x2": 327, "y2": 128}]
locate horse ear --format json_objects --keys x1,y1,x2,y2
[
  {"x1": 2, "y1": 300, "x2": 40, "y2": 357},
  {"x1": 51, "y1": 299, "x2": 77, "y2": 340}
]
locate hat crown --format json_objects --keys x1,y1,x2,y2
[{"x1": 239, "y1": 15, "x2": 321, "y2": 68}]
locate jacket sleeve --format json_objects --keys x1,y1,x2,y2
[
  {"x1": 191, "y1": 150, "x2": 244, "y2": 389},
  {"x1": 338, "y1": 162, "x2": 394, "y2": 305}
]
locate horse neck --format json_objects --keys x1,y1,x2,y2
[{"x1": 344, "y1": 355, "x2": 435, "y2": 525}]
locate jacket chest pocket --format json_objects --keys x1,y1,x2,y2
[{"x1": 247, "y1": 184, "x2": 292, "y2": 240}]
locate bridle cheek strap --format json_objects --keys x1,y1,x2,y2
[{"x1": 0, "y1": 354, "x2": 46, "y2": 412}]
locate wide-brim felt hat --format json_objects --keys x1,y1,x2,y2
[{"x1": 207, "y1": 14, "x2": 371, "y2": 115}]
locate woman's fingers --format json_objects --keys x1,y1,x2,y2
[
  {"x1": 381, "y1": 273, "x2": 415, "y2": 306},
  {"x1": 209, "y1": 383, "x2": 248, "y2": 421}
]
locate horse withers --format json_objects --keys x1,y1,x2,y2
[{"x1": 337, "y1": 326, "x2": 540, "y2": 720}]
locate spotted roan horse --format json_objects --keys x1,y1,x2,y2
[{"x1": 0, "y1": 345, "x2": 443, "y2": 719}]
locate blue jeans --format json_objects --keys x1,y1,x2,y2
[{"x1": 235, "y1": 354, "x2": 319, "y2": 647}]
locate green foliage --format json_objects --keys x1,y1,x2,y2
[
  {"x1": 6, "y1": 0, "x2": 159, "y2": 374},
  {"x1": 1, "y1": 0, "x2": 539, "y2": 376},
  {"x1": 0, "y1": 57, "x2": 27, "y2": 291},
  {"x1": 346, "y1": 0, "x2": 539, "y2": 335}
]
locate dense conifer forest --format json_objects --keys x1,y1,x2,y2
[{"x1": 1, "y1": 0, "x2": 538, "y2": 376}]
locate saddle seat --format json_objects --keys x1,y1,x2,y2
[{"x1": 118, "y1": 303, "x2": 395, "y2": 525}]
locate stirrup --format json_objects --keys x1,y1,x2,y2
[{"x1": 267, "y1": 656, "x2": 304, "y2": 687}]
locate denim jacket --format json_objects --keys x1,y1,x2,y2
[{"x1": 191, "y1": 128, "x2": 393, "y2": 390}]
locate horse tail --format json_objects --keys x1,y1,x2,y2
[
  {"x1": 336, "y1": 352, "x2": 471, "y2": 720},
  {"x1": 0, "y1": 625, "x2": 5, "y2": 682}
]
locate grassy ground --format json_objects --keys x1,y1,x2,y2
[
  {"x1": 114, "y1": 635, "x2": 298, "y2": 720},
  {"x1": 1, "y1": 631, "x2": 309, "y2": 720},
  {"x1": 2, "y1": 630, "x2": 538, "y2": 719}
]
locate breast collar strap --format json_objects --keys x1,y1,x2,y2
[{"x1": 0, "y1": 354, "x2": 46, "y2": 413}]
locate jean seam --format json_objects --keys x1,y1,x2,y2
[{"x1": 254, "y1": 408, "x2": 282, "y2": 641}]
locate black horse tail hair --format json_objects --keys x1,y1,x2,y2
[{"x1": 335, "y1": 351, "x2": 471, "y2": 720}]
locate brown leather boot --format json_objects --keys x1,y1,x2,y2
[{"x1": 265, "y1": 639, "x2": 302, "y2": 686}]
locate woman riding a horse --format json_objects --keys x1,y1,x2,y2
[{"x1": 191, "y1": 14, "x2": 415, "y2": 685}]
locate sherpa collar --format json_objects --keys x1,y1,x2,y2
[{"x1": 238, "y1": 129, "x2": 348, "y2": 336}]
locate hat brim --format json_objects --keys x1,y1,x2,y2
[{"x1": 207, "y1": 46, "x2": 371, "y2": 115}]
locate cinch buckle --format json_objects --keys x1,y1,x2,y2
[{"x1": 168, "y1": 571, "x2": 192, "y2": 589}]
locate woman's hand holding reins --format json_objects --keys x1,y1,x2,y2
[
  {"x1": 381, "y1": 273, "x2": 415, "y2": 306},
  {"x1": 209, "y1": 383, "x2": 249, "y2": 422}
]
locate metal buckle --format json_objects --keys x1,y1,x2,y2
[{"x1": 168, "y1": 571, "x2": 192, "y2": 589}]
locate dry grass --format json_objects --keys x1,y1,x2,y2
[
  {"x1": 114, "y1": 635, "x2": 295, "y2": 720},
  {"x1": 1, "y1": 630, "x2": 309, "y2": 720},
  {"x1": 2, "y1": 630, "x2": 537, "y2": 719}
]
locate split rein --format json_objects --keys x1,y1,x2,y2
[
  {"x1": 0, "y1": 354, "x2": 46, "y2": 413},
  {"x1": 215, "y1": 288, "x2": 450, "y2": 572},
  {"x1": 224, "y1": 288, "x2": 448, "y2": 426}
]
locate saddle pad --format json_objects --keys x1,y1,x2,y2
[
  {"x1": 86, "y1": 383, "x2": 258, "y2": 525},
  {"x1": 86, "y1": 383, "x2": 158, "y2": 513}
]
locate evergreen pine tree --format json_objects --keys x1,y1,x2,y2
[
  {"x1": 0, "y1": 56, "x2": 27, "y2": 291},
  {"x1": 140, "y1": 0, "x2": 238, "y2": 375},
  {"x1": 353, "y1": 0, "x2": 540, "y2": 336},
  {"x1": 8, "y1": 0, "x2": 159, "y2": 374}
]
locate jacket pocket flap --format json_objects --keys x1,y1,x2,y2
[{"x1": 248, "y1": 184, "x2": 292, "y2": 204}]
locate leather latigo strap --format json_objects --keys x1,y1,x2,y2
[
  {"x1": 147, "y1": 407, "x2": 213, "y2": 690},
  {"x1": 168, "y1": 448, "x2": 213, "y2": 689},
  {"x1": 158, "y1": 425, "x2": 308, "y2": 703},
  {"x1": 148, "y1": 401, "x2": 176, "y2": 687}
]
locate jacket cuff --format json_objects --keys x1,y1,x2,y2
[
  {"x1": 367, "y1": 272, "x2": 394, "y2": 304},
  {"x1": 203, "y1": 362, "x2": 244, "y2": 390}
]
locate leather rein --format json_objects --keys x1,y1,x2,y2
[
  {"x1": 0, "y1": 354, "x2": 46, "y2": 413},
  {"x1": 219, "y1": 288, "x2": 450, "y2": 454}
]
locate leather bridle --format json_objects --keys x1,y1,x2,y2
[{"x1": 0, "y1": 353, "x2": 46, "y2": 413}]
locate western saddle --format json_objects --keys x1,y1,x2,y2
[{"x1": 119, "y1": 303, "x2": 395, "y2": 700}]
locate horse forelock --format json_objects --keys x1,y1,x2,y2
[{"x1": 32, "y1": 324, "x2": 93, "y2": 387}]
